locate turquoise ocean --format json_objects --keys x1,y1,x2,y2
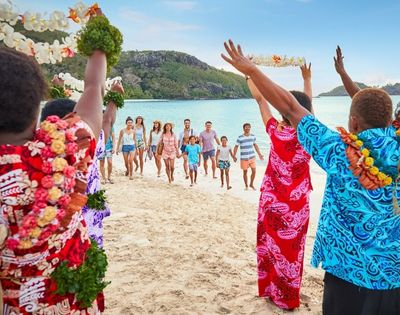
[{"x1": 114, "y1": 96, "x2": 400, "y2": 169}]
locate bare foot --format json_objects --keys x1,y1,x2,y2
[
  {"x1": 190, "y1": 183, "x2": 193, "y2": 187},
  {"x1": 221, "y1": 184, "x2": 224, "y2": 188},
  {"x1": 101, "y1": 179, "x2": 106, "y2": 185},
  {"x1": 245, "y1": 186, "x2": 249, "y2": 191},
  {"x1": 125, "y1": 170, "x2": 128, "y2": 176},
  {"x1": 213, "y1": 176, "x2": 218, "y2": 179},
  {"x1": 250, "y1": 185, "x2": 256, "y2": 191},
  {"x1": 107, "y1": 178, "x2": 114, "y2": 184},
  {"x1": 185, "y1": 175, "x2": 189, "y2": 179},
  {"x1": 129, "y1": 176, "x2": 133, "y2": 180},
  {"x1": 227, "y1": 186, "x2": 232, "y2": 190}
]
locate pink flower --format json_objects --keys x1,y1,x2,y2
[
  {"x1": 56, "y1": 120, "x2": 68, "y2": 130},
  {"x1": 34, "y1": 188, "x2": 48, "y2": 202},
  {"x1": 58, "y1": 195, "x2": 71, "y2": 207},
  {"x1": 41, "y1": 146, "x2": 56, "y2": 159},
  {"x1": 36, "y1": 130, "x2": 52, "y2": 144},
  {"x1": 63, "y1": 166, "x2": 76, "y2": 178},
  {"x1": 22, "y1": 215, "x2": 37, "y2": 230},
  {"x1": 42, "y1": 161, "x2": 53, "y2": 174},
  {"x1": 65, "y1": 142, "x2": 78, "y2": 155},
  {"x1": 38, "y1": 228, "x2": 53, "y2": 241},
  {"x1": 6, "y1": 238, "x2": 19, "y2": 250},
  {"x1": 19, "y1": 228, "x2": 29, "y2": 238},
  {"x1": 47, "y1": 115, "x2": 60, "y2": 123},
  {"x1": 56, "y1": 209, "x2": 66, "y2": 221},
  {"x1": 65, "y1": 130, "x2": 76, "y2": 142},
  {"x1": 63, "y1": 178, "x2": 76, "y2": 190},
  {"x1": 36, "y1": 201, "x2": 47, "y2": 210},
  {"x1": 41, "y1": 175, "x2": 54, "y2": 189}
]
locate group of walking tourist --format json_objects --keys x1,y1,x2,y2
[{"x1": 0, "y1": 3, "x2": 399, "y2": 315}]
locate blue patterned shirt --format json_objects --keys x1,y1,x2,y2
[{"x1": 297, "y1": 115, "x2": 400, "y2": 290}]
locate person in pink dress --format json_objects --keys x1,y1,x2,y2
[
  {"x1": 158, "y1": 123, "x2": 180, "y2": 183},
  {"x1": 247, "y1": 64, "x2": 314, "y2": 310}
]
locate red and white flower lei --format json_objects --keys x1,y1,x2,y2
[{"x1": 6, "y1": 115, "x2": 81, "y2": 250}]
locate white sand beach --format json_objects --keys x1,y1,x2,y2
[{"x1": 102, "y1": 157, "x2": 326, "y2": 314}]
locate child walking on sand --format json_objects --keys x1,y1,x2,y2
[
  {"x1": 185, "y1": 135, "x2": 201, "y2": 186},
  {"x1": 216, "y1": 136, "x2": 236, "y2": 190}
]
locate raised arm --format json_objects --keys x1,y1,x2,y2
[
  {"x1": 103, "y1": 81, "x2": 124, "y2": 142},
  {"x1": 334, "y1": 46, "x2": 360, "y2": 98},
  {"x1": 247, "y1": 78, "x2": 272, "y2": 126},
  {"x1": 74, "y1": 50, "x2": 106, "y2": 139},
  {"x1": 221, "y1": 40, "x2": 310, "y2": 128},
  {"x1": 300, "y1": 63, "x2": 312, "y2": 100}
]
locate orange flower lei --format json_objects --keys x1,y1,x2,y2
[{"x1": 337, "y1": 127, "x2": 393, "y2": 190}]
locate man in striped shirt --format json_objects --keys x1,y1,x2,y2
[{"x1": 234, "y1": 123, "x2": 264, "y2": 190}]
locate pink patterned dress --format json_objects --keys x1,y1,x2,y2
[{"x1": 257, "y1": 117, "x2": 312, "y2": 310}]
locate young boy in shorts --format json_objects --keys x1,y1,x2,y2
[{"x1": 185, "y1": 135, "x2": 201, "y2": 186}]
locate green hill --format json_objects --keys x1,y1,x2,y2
[
  {"x1": 319, "y1": 82, "x2": 400, "y2": 96},
  {"x1": 1, "y1": 22, "x2": 250, "y2": 99},
  {"x1": 43, "y1": 50, "x2": 250, "y2": 99}
]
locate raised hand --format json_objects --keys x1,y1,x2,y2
[
  {"x1": 300, "y1": 63, "x2": 312, "y2": 81},
  {"x1": 111, "y1": 81, "x2": 124, "y2": 95},
  {"x1": 51, "y1": 75, "x2": 64, "y2": 87},
  {"x1": 221, "y1": 40, "x2": 256, "y2": 76},
  {"x1": 334, "y1": 46, "x2": 346, "y2": 75}
]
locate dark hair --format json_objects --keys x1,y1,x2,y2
[
  {"x1": 40, "y1": 99, "x2": 76, "y2": 122},
  {"x1": 126, "y1": 116, "x2": 133, "y2": 124},
  {"x1": 184, "y1": 118, "x2": 191, "y2": 123},
  {"x1": 395, "y1": 102, "x2": 400, "y2": 120},
  {"x1": 163, "y1": 122, "x2": 174, "y2": 134},
  {"x1": 0, "y1": 48, "x2": 47, "y2": 133},
  {"x1": 282, "y1": 91, "x2": 313, "y2": 125},
  {"x1": 221, "y1": 136, "x2": 228, "y2": 141},
  {"x1": 152, "y1": 121, "x2": 162, "y2": 132},
  {"x1": 351, "y1": 88, "x2": 392, "y2": 128},
  {"x1": 136, "y1": 116, "x2": 145, "y2": 133},
  {"x1": 205, "y1": 121, "x2": 212, "y2": 125},
  {"x1": 243, "y1": 123, "x2": 251, "y2": 129},
  {"x1": 189, "y1": 135, "x2": 196, "y2": 140}
]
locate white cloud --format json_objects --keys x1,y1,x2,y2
[{"x1": 162, "y1": 1, "x2": 197, "y2": 10}]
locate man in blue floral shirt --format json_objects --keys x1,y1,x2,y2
[{"x1": 222, "y1": 40, "x2": 400, "y2": 315}]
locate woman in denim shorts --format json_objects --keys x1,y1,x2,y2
[{"x1": 116, "y1": 116, "x2": 136, "y2": 179}]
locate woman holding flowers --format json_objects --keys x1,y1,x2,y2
[{"x1": 0, "y1": 10, "x2": 122, "y2": 314}]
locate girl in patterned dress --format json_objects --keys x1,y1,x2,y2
[{"x1": 247, "y1": 64, "x2": 313, "y2": 310}]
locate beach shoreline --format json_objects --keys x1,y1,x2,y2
[{"x1": 102, "y1": 156, "x2": 326, "y2": 314}]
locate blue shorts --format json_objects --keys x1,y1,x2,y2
[
  {"x1": 151, "y1": 145, "x2": 157, "y2": 153},
  {"x1": 122, "y1": 145, "x2": 135, "y2": 153},
  {"x1": 180, "y1": 144, "x2": 187, "y2": 154},
  {"x1": 189, "y1": 164, "x2": 198, "y2": 171},
  {"x1": 202, "y1": 149, "x2": 215, "y2": 160},
  {"x1": 98, "y1": 150, "x2": 113, "y2": 160},
  {"x1": 218, "y1": 160, "x2": 230, "y2": 170}
]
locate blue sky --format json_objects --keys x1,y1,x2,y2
[{"x1": 13, "y1": 0, "x2": 400, "y2": 94}]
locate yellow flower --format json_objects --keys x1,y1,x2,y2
[
  {"x1": 51, "y1": 139, "x2": 65, "y2": 154},
  {"x1": 365, "y1": 157, "x2": 374, "y2": 167},
  {"x1": 37, "y1": 217, "x2": 48, "y2": 227},
  {"x1": 48, "y1": 187, "x2": 62, "y2": 202},
  {"x1": 52, "y1": 157, "x2": 67, "y2": 171},
  {"x1": 361, "y1": 148, "x2": 370, "y2": 157},
  {"x1": 49, "y1": 131, "x2": 66, "y2": 142},
  {"x1": 377, "y1": 172, "x2": 386, "y2": 181},
  {"x1": 396, "y1": 129, "x2": 400, "y2": 136},
  {"x1": 349, "y1": 133, "x2": 358, "y2": 141},
  {"x1": 369, "y1": 167, "x2": 379, "y2": 176},
  {"x1": 384, "y1": 176, "x2": 393, "y2": 186},
  {"x1": 53, "y1": 173, "x2": 64, "y2": 185},
  {"x1": 43, "y1": 206, "x2": 57, "y2": 221},
  {"x1": 19, "y1": 239, "x2": 33, "y2": 249},
  {"x1": 40, "y1": 121, "x2": 57, "y2": 134},
  {"x1": 354, "y1": 140, "x2": 363, "y2": 148},
  {"x1": 30, "y1": 227, "x2": 42, "y2": 238}
]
